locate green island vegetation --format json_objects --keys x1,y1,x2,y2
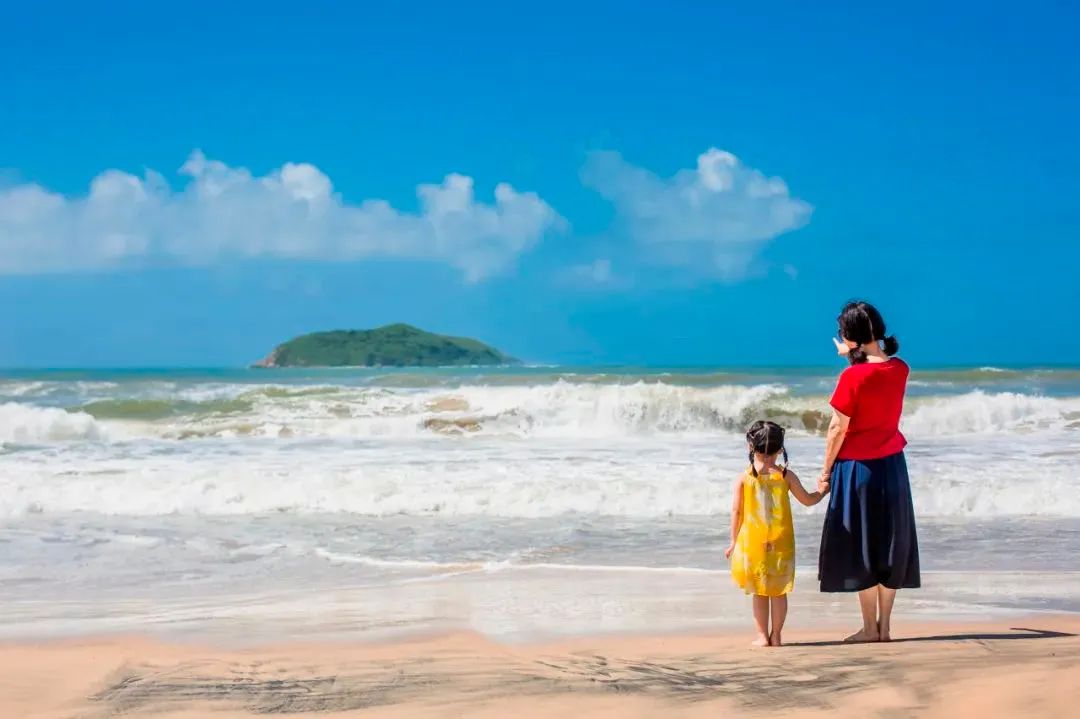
[{"x1": 253, "y1": 323, "x2": 519, "y2": 368}]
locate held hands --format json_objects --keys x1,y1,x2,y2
[
  {"x1": 817, "y1": 469, "x2": 831, "y2": 495},
  {"x1": 724, "y1": 543, "x2": 735, "y2": 559}
]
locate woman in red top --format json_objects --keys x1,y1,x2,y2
[{"x1": 818, "y1": 301, "x2": 920, "y2": 643}]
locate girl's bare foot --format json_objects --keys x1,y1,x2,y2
[
  {"x1": 769, "y1": 633, "x2": 783, "y2": 647},
  {"x1": 843, "y1": 628, "x2": 880, "y2": 643},
  {"x1": 752, "y1": 635, "x2": 770, "y2": 647}
]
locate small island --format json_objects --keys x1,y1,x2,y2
[{"x1": 253, "y1": 323, "x2": 519, "y2": 368}]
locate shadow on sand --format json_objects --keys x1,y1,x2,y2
[
  {"x1": 787, "y1": 626, "x2": 1076, "y2": 648},
  {"x1": 85, "y1": 626, "x2": 1080, "y2": 717}
]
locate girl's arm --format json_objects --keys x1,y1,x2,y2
[
  {"x1": 724, "y1": 475, "x2": 744, "y2": 559},
  {"x1": 785, "y1": 470, "x2": 824, "y2": 507},
  {"x1": 819, "y1": 409, "x2": 851, "y2": 493}
]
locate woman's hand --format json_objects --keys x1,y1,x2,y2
[
  {"x1": 832, "y1": 337, "x2": 851, "y2": 356},
  {"x1": 724, "y1": 543, "x2": 735, "y2": 559}
]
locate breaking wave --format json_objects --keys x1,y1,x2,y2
[
  {"x1": 0, "y1": 383, "x2": 1071, "y2": 442},
  {"x1": 0, "y1": 402, "x2": 107, "y2": 443}
]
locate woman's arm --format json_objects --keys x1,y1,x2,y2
[
  {"x1": 820, "y1": 409, "x2": 851, "y2": 492},
  {"x1": 786, "y1": 470, "x2": 824, "y2": 506},
  {"x1": 724, "y1": 475, "x2": 744, "y2": 558}
]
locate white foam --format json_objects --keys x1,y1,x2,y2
[
  {"x1": 315, "y1": 549, "x2": 484, "y2": 572},
  {"x1": 133, "y1": 385, "x2": 1080, "y2": 440},
  {"x1": 0, "y1": 402, "x2": 107, "y2": 442},
  {"x1": 1, "y1": 431, "x2": 1077, "y2": 518},
  {"x1": 6, "y1": 381, "x2": 1077, "y2": 444},
  {"x1": 2, "y1": 379, "x2": 1078, "y2": 520},
  {"x1": 8, "y1": 382, "x2": 801, "y2": 441},
  {"x1": 507, "y1": 562, "x2": 722, "y2": 575},
  {"x1": 0, "y1": 381, "x2": 49, "y2": 397},
  {"x1": 310, "y1": 552, "x2": 723, "y2": 578},
  {"x1": 903, "y1": 391, "x2": 1079, "y2": 435}
]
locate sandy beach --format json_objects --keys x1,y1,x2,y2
[{"x1": 3, "y1": 617, "x2": 1077, "y2": 718}]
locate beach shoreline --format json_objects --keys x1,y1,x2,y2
[
  {"x1": 3, "y1": 615, "x2": 1078, "y2": 718},
  {"x1": 4, "y1": 366, "x2": 1079, "y2": 716}
]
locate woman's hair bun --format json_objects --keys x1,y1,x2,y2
[{"x1": 838, "y1": 301, "x2": 899, "y2": 363}]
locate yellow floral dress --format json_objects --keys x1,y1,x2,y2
[{"x1": 730, "y1": 468, "x2": 795, "y2": 596}]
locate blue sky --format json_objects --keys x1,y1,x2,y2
[{"x1": 1, "y1": 0, "x2": 1078, "y2": 367}]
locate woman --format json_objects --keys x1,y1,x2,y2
[{"x1": 819, "y1": 301, "x2": 920, "y2": 643}]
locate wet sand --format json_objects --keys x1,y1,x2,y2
[{"x1": 2, "y1": 617, "x2": 1078, "y2": 718}]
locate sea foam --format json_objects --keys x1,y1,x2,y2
[
  {"x1": 10, "y1": 383, "x2": 1077, "y2": 441},
  {"x1": 0, "y1": 402, "x2": 106, "y2": 442}
]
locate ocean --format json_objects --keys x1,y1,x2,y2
[{"x1": 1, "y1": 366, "x2": 1078, "y2": 641}]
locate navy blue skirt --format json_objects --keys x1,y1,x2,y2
[{"x1": 818, "y1": 452, "x2": 920, "y2": 592}]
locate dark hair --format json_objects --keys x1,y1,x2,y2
[
  {"x1": 838, "y1": 300, "x2": 900, "y2": 365},
  {"x1": 746, "y1": 420, "x2": 788, "y2": 477}
]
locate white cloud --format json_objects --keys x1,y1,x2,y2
[
  {"x1": 0, "y1": 151, "x2": 564, "y2": 281},
  {"x1": 581, "y1": 148, "x2": 811, "y2": 279},
  {"x1": 559, "y1": 258, "x2": 626, "y2": 289}
]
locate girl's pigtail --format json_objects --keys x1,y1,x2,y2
[
  {"x1": 748, "y1": 449, "x2": 757, "y2": 477},
  {"x1": 781, "y1": 448, "x2": 789, "y2": 477}
]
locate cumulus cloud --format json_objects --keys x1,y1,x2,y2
[
  {"x1": 581, "y1": 148, "x2": 811, "y2": 279},
  {"x1": 0, "y1": 151, "x2": 563, "y2": 281}
]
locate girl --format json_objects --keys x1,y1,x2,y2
[{"x1": 726, "y1": 420, "x2": 825, "y2": 647}]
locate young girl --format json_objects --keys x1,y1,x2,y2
[{"x1": 725, "y1": 420, "x2": 826, "y2": 646}]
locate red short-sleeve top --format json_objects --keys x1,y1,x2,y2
[{"x1": 829, "y1": 358, "x2": 909, "y2": 460}]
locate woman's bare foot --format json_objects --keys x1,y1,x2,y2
[
  {"x1": 843, "y1": 627, "x2": 880, "y2": 643},
  {"x1": 878, "y1": 622, "x2": 891, "y2": 642},
  {"x1": 752, "y1": 635, "x2": 770, "y2": 647},
  {"x1": 769, "y1": 633, "x2": 783, "y2": 647}
]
